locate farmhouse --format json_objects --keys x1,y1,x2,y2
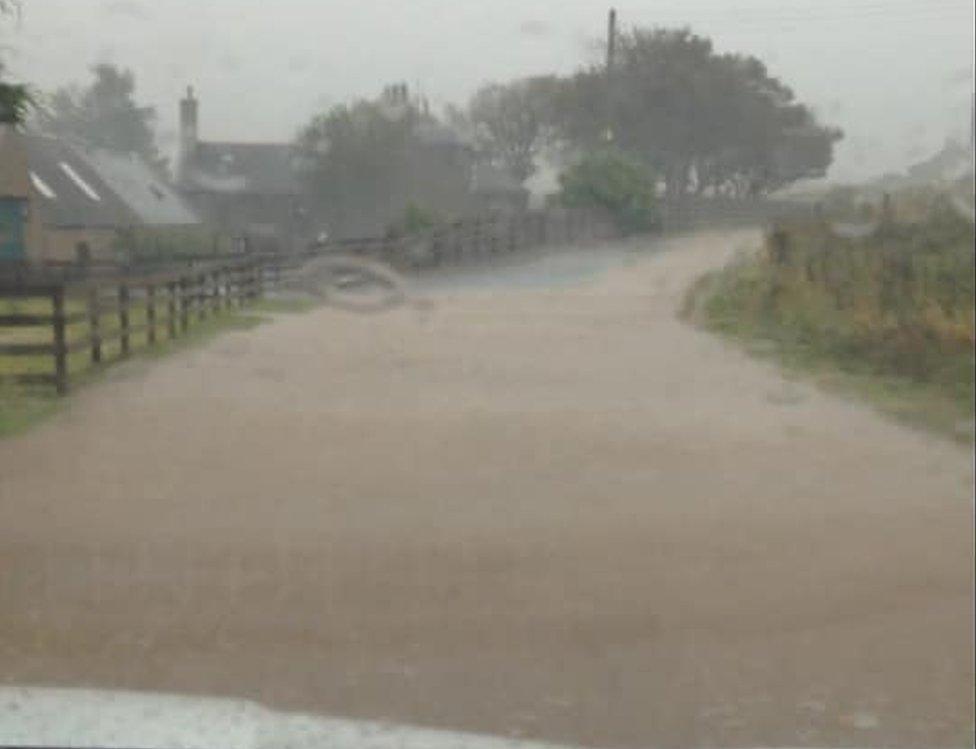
[{"x1": 1, "y1": 124, "x2": 200, "y2": 264}]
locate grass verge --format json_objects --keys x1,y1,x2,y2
[
  {"x1": 0, "y1": 296, "x2": 317, "y2": 439},
  {"x1": 684, "y1": 252, "x2": 975, "y2": 444}
]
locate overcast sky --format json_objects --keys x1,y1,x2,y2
[{"x1": 3, "y1": 0, "x2": 974, "y2": 181}]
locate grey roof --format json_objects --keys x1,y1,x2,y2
[
  {"x1": 183, "y1": 142, "x2": 300, "y2": 196},
  {"x1": 23, "y1": 134, "x2": 134, "y2": 229},
  {"x1": 77, "y1": 146, "x2": 199, "y2": 226},
  {"x1": 907, "y1": 140, "x2": 975, "y2": 183}
]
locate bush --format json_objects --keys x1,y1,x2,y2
[
  {"x1": 697, "y1": 200, "x2": 974, "y2": 424},
  {"x1": 386, "y1": 202, "x2": 440, "y2": 238},
  {"x1": 558, "y1": 150, "x2": 658, "y2": 234}
]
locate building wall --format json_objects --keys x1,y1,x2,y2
[
  {"x1": 184, "y1": 190, "x2": 308, "y2": 248},
  {"x1": 33, "y1": 227, "x2": 118, "y2": 263},
  {"x1": 0, "y1": 198, "x2": 28, "y2": 261}
]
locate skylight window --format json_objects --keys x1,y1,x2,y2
[
  {"x1": 30, "y1": 172, "x2": 57, "y2": 200},
  {"x1": 59, "y1": 162, "x2": 102, "y2": 202}
]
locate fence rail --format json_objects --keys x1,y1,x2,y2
[
  {"x1": 1, "y1": 208, "x2": 610, "y2": 395},
  {"x1": 0, "y1": 257, "x2": 266, "y2": 395}
]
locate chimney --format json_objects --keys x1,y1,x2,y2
[{"x1": 178, "y1": 85, "x2": 199, "y2": 184}]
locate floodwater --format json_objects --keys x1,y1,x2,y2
[
  {"x1": 413, "y1": 242, "x2": 646, "y2": 293},
  {"x1": 1, "y1": 231, "x2": 972, "y2": 748}
]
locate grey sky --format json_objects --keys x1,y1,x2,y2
[{"x1": 4, "y1": 0, "x2": 974, "y2": 181}]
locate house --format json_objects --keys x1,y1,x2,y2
[
  {"x1": 361, "y1": 84, "x2": 532, "y2": 229},
  {"x1": 411, "y1": 116, "x2": 477, "y2": 219},
  {"x1": 1, "y1": 126, "x2": 200, "y2": 264},
  {"x1": 470, "y1": 163, "x2": 530, "y2": 214},
  {"x1": 0, "y1": 125, "x2": 31, "y2": 262},
  {"x1": 905, "y1": 138, "x2": 974, "y2": 184},
  {"x1": 175, "y1": 87, "x2": 308, "y2": 249}
]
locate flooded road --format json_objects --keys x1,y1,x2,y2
[
  {"x1": 412, "y1": 241, "x2": 647, "y2": 293},
  {"x1": 1, "y1": 231, "x2": 972, "y2": 748}
]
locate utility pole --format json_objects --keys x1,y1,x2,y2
[{"x1": 605, "y1": 8, "x2": 618, "y2": 143}]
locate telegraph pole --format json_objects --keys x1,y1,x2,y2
[{"x1": 605, "y1": 8, "x2": 618, "y2": 143}]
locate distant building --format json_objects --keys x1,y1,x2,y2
[
  {"x1": 376, "y1": 84, "x2": 529, "y2": 225},
  {"x1": 1, "y1": 125, "x2": 200, "y2": 264},
  {"x1": 172, "y1": 84, "x2": 531, "y2": 245},
  {"x1": 470, "y1": 163, "x2": 530, "y2": 214},
  {"x1": 0, "y1": 126, "x2": 31, "y2": 262},
  {"x1": 176, "y1": 87, "x2": 308, "y2": 248},
  {"x1": 905, "y1": 138, "x2": 974, "y2": 184}
]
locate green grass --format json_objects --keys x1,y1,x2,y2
[
  {"x1": 0, "y1": 293, "x2": 305, "y2": 439},
  {"x1": 0, "y1": 383, "x2": 63, "y2": 439},
  {"x1": 685, "y1": 244, "x2": 975, "y2": 444}
]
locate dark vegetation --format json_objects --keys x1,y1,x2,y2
[
  {"x1": 35, "y1": 63, "x2": 167, "y2": 174},
  {"x1": 0, "y1": 3, "x2": 30, "y2": 125},
  {"x1": 6, "y1": 0, "x2": 843, "y2": 240},
  {"x1": 295, "y1": 27, "x2": 841, "y2": 236},
  {"x1": 558, "y1": 150, "x2": 658, "y2": 234},
  {"x1": 690, "y1": 192, "x2": 975, "y2": 440}
]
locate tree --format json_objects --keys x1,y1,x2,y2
[
  {"x1": 36, "y1": 63, "x2": 166, "y2": 171},
  {"x1": 559, "y1": 149, "x2": 658, "y2": 234},
  {"x1": 0, "y1": 1, "x2": 31, "y2": 126},
  {"x1": 548, "y1": 28, "x2": 842, "y2": 198},
  {"x1": 296, "y1": 89, "x2": 471, "y2": 237},
  {"x1": 464, "y1": 76, "x2": 560, "y2": 184},
  {"x1": 0, "y1": 66, "x2": 30, "y2": 125},
  {"x1": 297, "y1": 98, "x2": 417, "y2": 235}
]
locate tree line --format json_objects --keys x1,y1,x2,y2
[
  {"x1": 4, "y1": 11, "x2": 842, "y2": 232},
  {"x1": 454, "y1": 28, "x2": 842, "y2": 199}
]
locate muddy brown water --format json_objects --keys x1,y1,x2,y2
[{"x1": 1, "y1": 231, "x2": 972, "y2": 748}]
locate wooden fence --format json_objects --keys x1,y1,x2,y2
[
  {"x1": 0, "y1": 207, "x2": 609, "y2": 395},
  {"x1": 0, "y1": 258, "x2": 267, "y2": 395}
]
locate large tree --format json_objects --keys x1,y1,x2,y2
[
  {"x1": 37, "y1": 63, "x2": 165, "y2": 171},
  {"x1": 462, "y1": 76, "x2": 560, "y2": 184},
  {"x1": 550, "y1": 28, "x2": 842, "y2": 198},
  {"x1": 297, "y1": 98, "x2": 417, "y2": 235},
  {"x1": 0, "y1": 1, "x2": 30, "y2": 126},
  {"x1": 296, "y1": 90, "x2": 471, "y2": 236},
  {"x1": 0, "y1": 64, "x2": 29, "y2": 125}
]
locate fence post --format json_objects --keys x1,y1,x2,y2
[
  {"x1": 255, "y1": 259, "x2": 265, "y2": 300},
  {"x1": 231, "y1": 264, "x2": 241, "y2": 306},
  {"x1": 147, "y1": 283, "x2": 157, "y2": 346},
  {"x1": 247, "y1": 261, "x2": 255, "y2": 301},
  {"x1": 179, "y1": 276, "x2": 190, "y2": 333},
  {"x1": 212, "y1": 270, "x2": 221, "y2": 315},
  {"x1": 88, "y1": 287, "x2": 102, "y2": 365},
  {"x1": 119, "y1": 283, "x2": 131, "y2": 357},
  {"x1": 222, "y1": 267, "x2": 232, "y2": 312},
  {"x1": 431, "y1": 229, "x2": 443, "y2": 267},
  {"x1": 242, "y1": 261, "x2": 253, "y2": 303},
  {"x1": 52, "y1": 286, "x2": 68, "y2": 395},
  {"x1": 167, "y1": 281, "x2": 178, "y2": 339},
  {"x1": 197, "y1": 273, "x2": 207, "y2": 321}
]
